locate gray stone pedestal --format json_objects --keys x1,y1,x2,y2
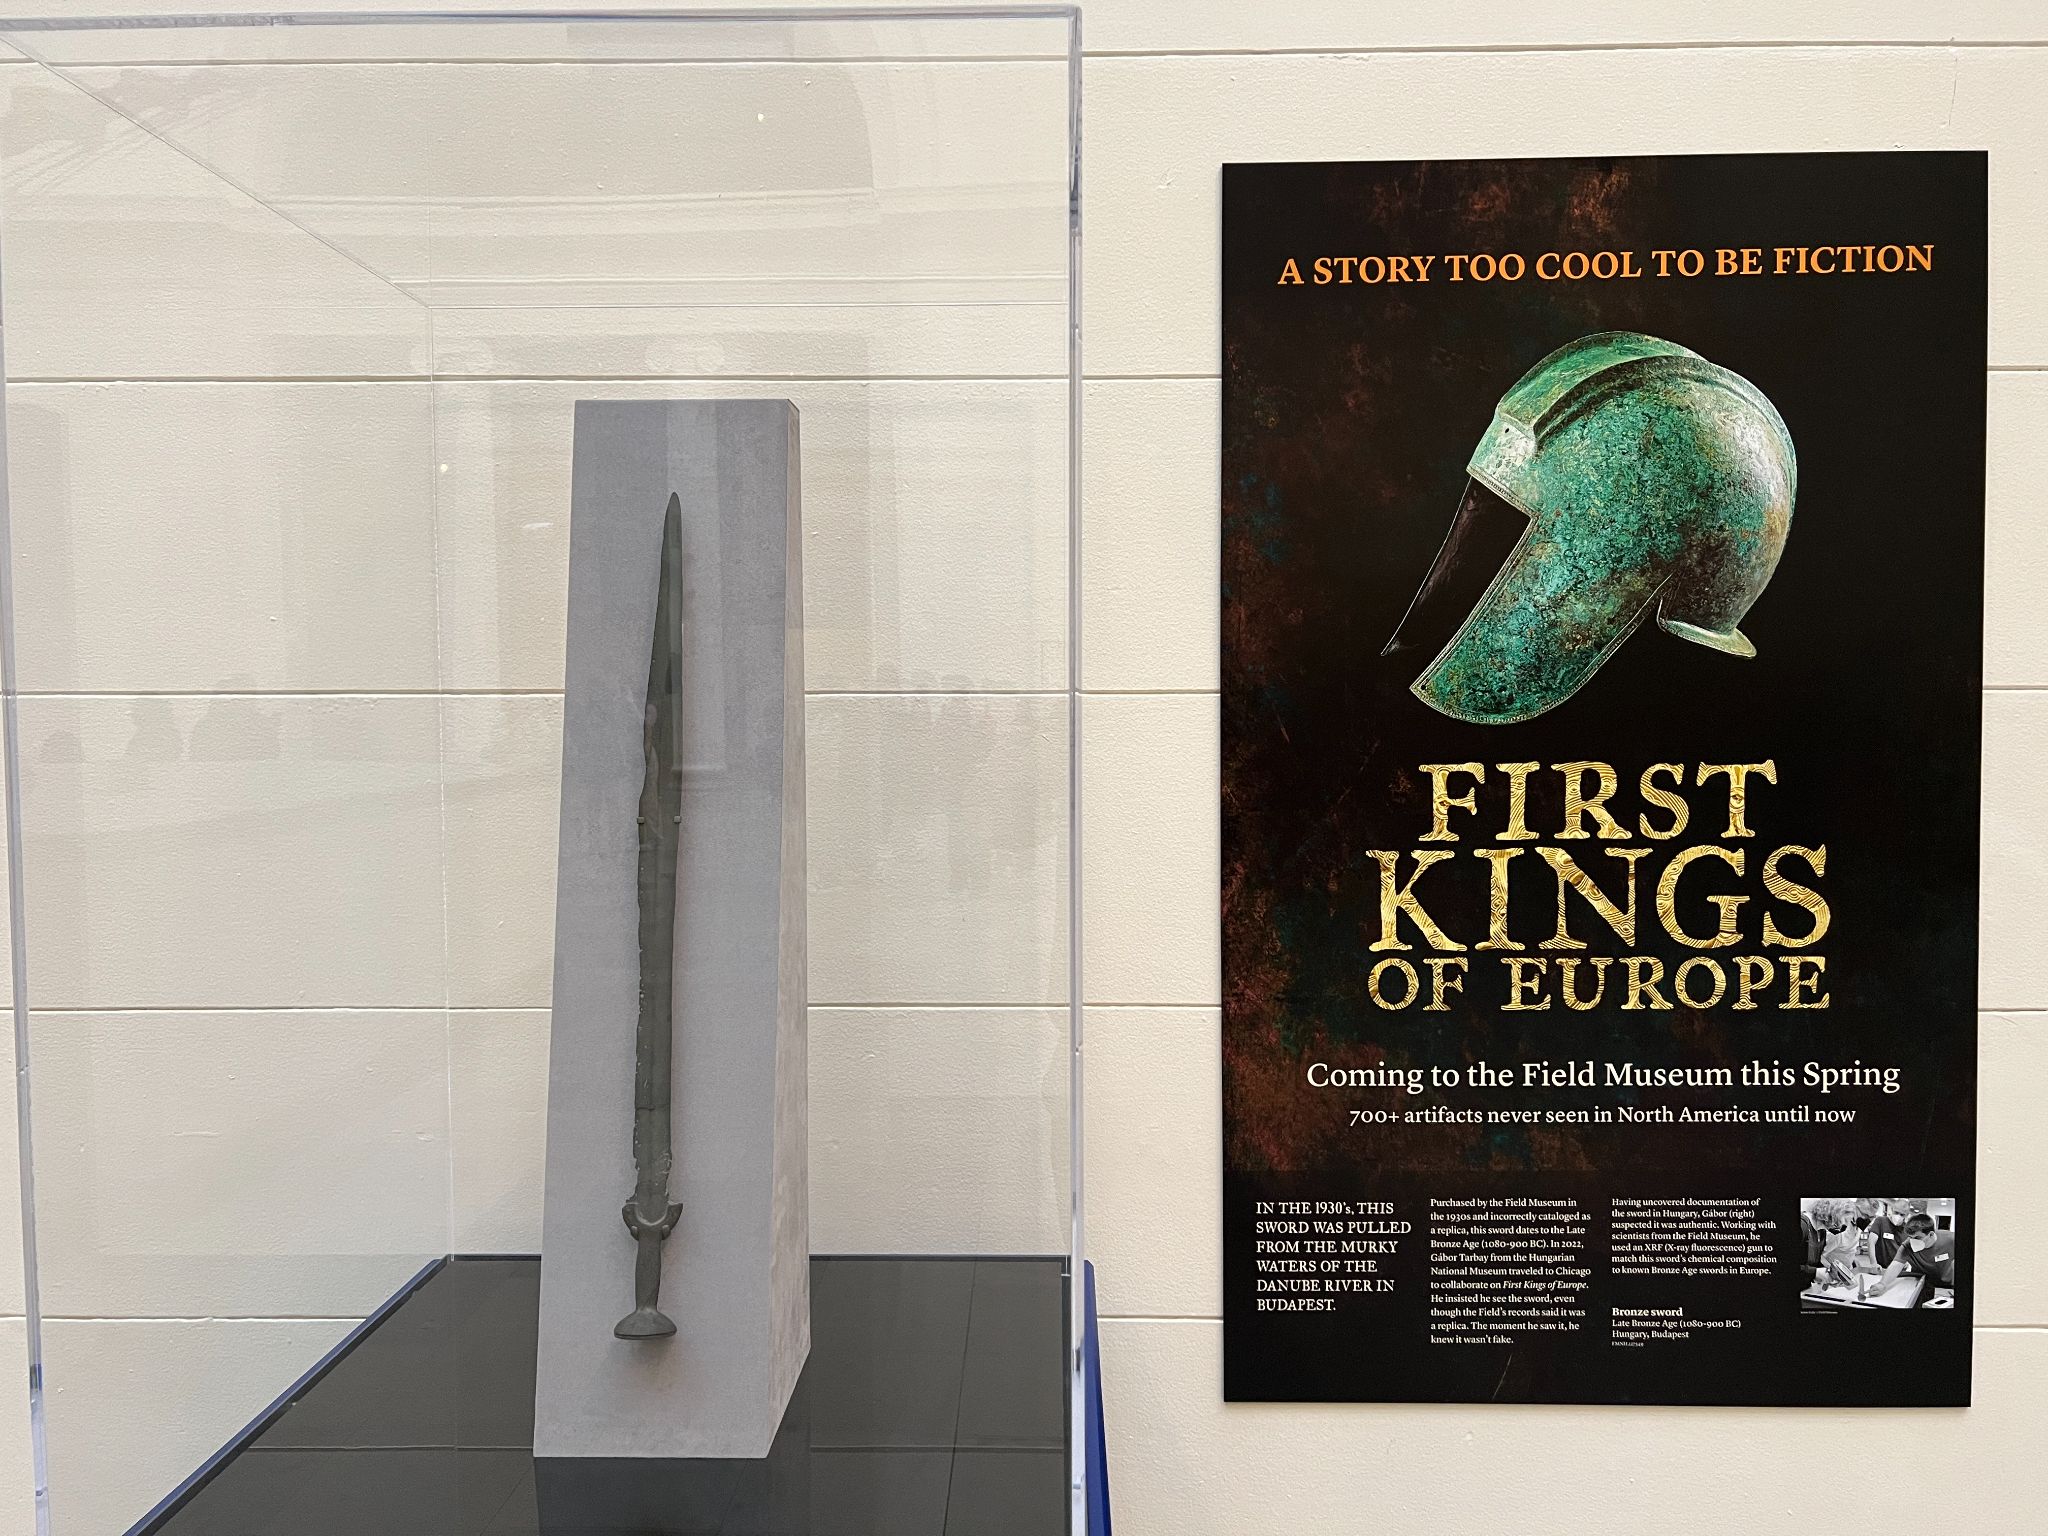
[{"x1": 535, "y1": 400, "x2": 806, "y2": 1458}]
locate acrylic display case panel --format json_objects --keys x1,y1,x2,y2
[{"x1": 0, "y1": 10, "x2": 1081, "y2": 1534}]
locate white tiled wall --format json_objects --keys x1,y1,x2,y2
[{"x1": 1, "y1": 4, "x2": 2045, "y2": 1535}]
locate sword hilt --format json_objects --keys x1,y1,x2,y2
[{"x1": 615, "y1": 1198, "x2": 683, "y2": 1339}]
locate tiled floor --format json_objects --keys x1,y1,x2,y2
[{"x1": 148, "y1": 1257, "x2": 1070, "y2": 1535}]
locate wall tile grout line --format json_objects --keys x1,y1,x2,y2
[
  {"x1": 1086, "y1": 41, "x2": 2048, "y2": 59},
  {"x1": 24, "y1": 692, "x2": 2048, "y2": 704},
  {"x1": 7, "y1": 374, "x2": 1078, "y2": 386},
  {"x1": 24, "y1": 1002, "x2": 1088, "y2": 1015},
  {"x1": 0, "y1": 55, "x2": 1076, "y2": 70},
  {"x1": 10, "y1": 367, "x2": 2048, "y2": 384},
  {"x1": 7, "y1": 42, "x2": 2048, "y2": 67},
  {"x1": 24, "y1": 1011, "x2": 2039, "y2": 1024},
  {"x1": 8, "y1": 688, "x2": 1079, "y2": 699}
]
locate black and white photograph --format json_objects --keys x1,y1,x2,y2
[{"x1": 1800, "y1": 1198, "x2": 1960, "y2": 1311}]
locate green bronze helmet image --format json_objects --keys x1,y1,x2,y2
[{"x1": 1383, "y1": 331, "x2": 1796, "y2": 724}]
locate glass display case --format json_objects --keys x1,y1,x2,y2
[{"x1": 0, "y1": 10, "x2": 1082, "y2": 1533}]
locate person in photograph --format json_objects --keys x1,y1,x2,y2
[
  {"x1": 1865, "y1": 1213, "x2": 1956, "y2": 1302},
  {"x1": 1800, "y1": 1199, "x2": 1853, "y2": 1287},
  {"x1": 1852, "y1": 1197, "x2": 1901, "y2": 1270},
  {"x1": 1820, "y1": 1206, "x2": 1861, "y2": 1275}
]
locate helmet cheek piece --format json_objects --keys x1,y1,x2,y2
[
  {"x1": 1658, "y1": 589, "x2": 1758, "y2": 660},
  {"x1": 1654, "y1": 461, "x2": 1795, "y2": 660},
  {"x1": 1391, "y1": 332, "x2": 1795, "y2": 724}
]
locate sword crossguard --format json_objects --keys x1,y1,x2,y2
[{"x1": 620, "y1": 1198, "x2": 683, "y2": 1240}]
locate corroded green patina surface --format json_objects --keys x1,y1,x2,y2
[{"x1": 1412, "y1": 330, "x2": 1796, "y2": 725}]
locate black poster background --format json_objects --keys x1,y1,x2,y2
[{"x1": 1220, "y1": 154, "x2": 1985, "y2": 1405}]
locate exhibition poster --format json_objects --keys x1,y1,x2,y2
[{"x1": 1221, "y1": 153, "x2": 1984, "y2": 1404}]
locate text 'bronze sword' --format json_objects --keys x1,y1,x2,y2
[{"x1": 616, "y1": 492, "x2": 686, "y2": 1340}]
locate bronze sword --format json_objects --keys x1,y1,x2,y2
[{"x1": 616, "y1": 492, "x2": 686, "y2": 1339}]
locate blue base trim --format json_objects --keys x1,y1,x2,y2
[
  {"x1": 123, "y1": 1255, "x2": 449, "y2": 1536},
  {"x1": 1083, "y1": 1261, "x2": 1110, "y2": 1536}
]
